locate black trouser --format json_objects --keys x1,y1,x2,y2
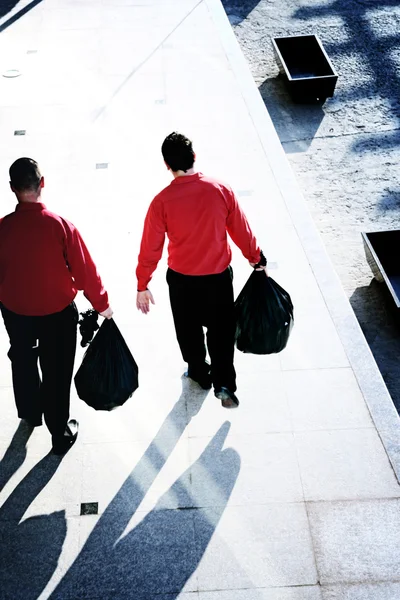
[
  {"x1": 1, "y1": 303, "x2": 78, "y2": 437},
  {"x1": 167, "y1": 267, "x2": 236, "y2": 392}
]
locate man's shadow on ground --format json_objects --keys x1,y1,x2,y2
[
  {"x1": 0, "y1": 423, "x2": 66, "y2": 600},
  {"x1": 50, "y1": 383, "x2": 240, "y2": 599}
]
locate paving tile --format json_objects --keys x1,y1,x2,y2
[
  {"x1": 295, "y1": 429, "x2": 400, "y2": 501},
  {"x1": 194, "y1": 504, "x2": 318, "y2": 590},
  {"x1": 190, "y1": 432, "x2": 303, "y2": 506},
  {"x1": 49, "y1": 509, "x2": 198, "y2": 599},
  {"x1": 81, "y1": 434, "x2": 192, "y2": 514},
  {"x1": 280, "y1": 307, "x2": 349, "y2": 371},
  {"x1": 0, "y1": 449, "x2": 83, "y2": 521},
  {"x1": 285, "y1": 368, "x2": 373, "y2": 431},
  {"x1": 0, "y1": 515, "x2": 80, "y2": 600},
  {"x1": 199, "y1": 588, "x2": 322, "y2": 600},
  {"x1": 308, "y1": 499, "x2": 400, "y2": 583},
  {"x1": 188, "y1": 370, "x2": 291, "y2": 437},
  {"x1": 322, "y1": 583, "x2": 400, "y2": 600}
]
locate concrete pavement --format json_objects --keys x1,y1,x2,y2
[{"x1": 0, "y1": 1, "x2": 400, "y2": 599}]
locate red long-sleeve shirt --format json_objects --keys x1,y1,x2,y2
[
  {"x1": 0, "y1": 202, "x2": 109, "y2": 316},
  {"x1": 136, "y1": 172, "x2": 261, "y2": 291}
]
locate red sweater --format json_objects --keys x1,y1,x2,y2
[
  {"x1": 0, "y1": 202, "x2": 109, "y2": 316},
  {"x1": 136, "y1": 172, "x2": 261, "y2": 291}
]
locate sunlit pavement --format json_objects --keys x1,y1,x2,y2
[{"x1": 0, "y1": 1, "x2": 400, "y2": 599}]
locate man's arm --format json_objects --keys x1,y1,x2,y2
[
  {"x1": 136, "y1": 197, "x2": 166, "y2": 314},
  {"x1": 64, "y1": 222, "x2": 111, "y2": 316},
  {"x1": 225, "y1": 187, "x2": 262, "y2": 264}
]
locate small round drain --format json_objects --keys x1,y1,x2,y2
[{"x1": 3, "y1": 69, "x2": 21, "y2": 78}]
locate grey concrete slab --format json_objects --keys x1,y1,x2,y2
[
  {"x1": 295, "y1": 429, "x2": 400, "y2": 501},
  {"x1": 49, "y1": 509, "x2": 198, "y2": 599},
  {"x1": 188, "y1": 370, "x2": 292, "y2": 437},
  {"x1": 0, "y1": 449, "x2": 82, "y2": 521},
  {"x1": 0, "y1": 515, "x2": 80, "y2": 600},
  {"x1": 322, "y1": 583, "x2": 400, "y2": 600},
  {"x1": 308, "y1": 499, "x2": 400, "y2": 584},
  {"x1": 284, "y1": 368, "x2": 374, "y2": 432},
  {"x1": 194, "y1": 504, "x2": 318, "y2": 591},
  {"x1": 199, "y1": 588, "x2": 322, "y2": 600},
  {"x1": 189, "y1": 432, "x2": 303, "y2": 506}
]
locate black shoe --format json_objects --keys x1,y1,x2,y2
[
  {"x1": 214, "y1": 387, "x2": 239, "y2": 409},
  {"x1": 184, "y1": 363, "x2": 212, "y2": 390},
  {"x1": 52, "y1": 419, "x2": 79, "y2": 455}
]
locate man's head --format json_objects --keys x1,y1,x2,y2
[
  {"x1": 161, "y1": 132, "x2": 195, "y2": 173},
  {"x1": 9, "y1": 157, "x2": 44, "y2": 200}
]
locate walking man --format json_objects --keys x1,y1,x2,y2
[
  {"x1": 0, "y1": 158, "x2": 113, "y2": 454},
  {"x1": 136, "y1": 133, "x2": 266, "y2": 408}
]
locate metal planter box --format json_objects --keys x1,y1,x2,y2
[
  {"x1": 272, "y1": 34, "x2": 338, "y2": 102},
  {"x1": 362, "y1": 230, "x2": 400, "y2": 308}
]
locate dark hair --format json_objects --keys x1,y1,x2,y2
[
  {"x1": 161, "y1": 132, "x2": 195, "y2": 172},
  {"x1": 9, "y1": 157, "x2": 42, "y2": 192}
]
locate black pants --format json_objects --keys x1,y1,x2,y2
[
  {"x1": 167, "y1": 267, "x2": 236, "y2": 392},
  {"x1": 1, "y1": 303, "x2": 78, "y2": 437}
]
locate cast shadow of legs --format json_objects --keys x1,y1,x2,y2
[
  {"x1": 0, "y1": 420, "x2": 34, "y2": 492},
  {"x1": 0, "y1": 438, "x2": 66, "y2": 600},
  {"x1": 50, "y1": 391, "x2": 239, "y2": 598}
]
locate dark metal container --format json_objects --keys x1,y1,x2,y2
[
  {"x1": 362, "y1": 230, "x2": 400, "y2": 308},
  {"x1": 272, "y1": 34, "x2": 338, "y2": 102}
]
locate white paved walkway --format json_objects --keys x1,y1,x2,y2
[{"x1": 0, "y1": 1, "x2": 399, "y2": 599}]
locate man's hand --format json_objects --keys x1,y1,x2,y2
[
  {"x1": 136, "y1": 290, "x2": 155, "y2": 314},
  {"x1": 100, "y1": 306, "x2": 114, "y2": 319},
  {"x1": 249, "y1": 261, "x2": 268, "y2": 275}
]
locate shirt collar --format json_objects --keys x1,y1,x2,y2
[
  {"x1": 171, "y1": 172, "x2": 202, "y2": 185},
  {"x1": 15, "y1": 202, "x2": 46, "y2": 212}
]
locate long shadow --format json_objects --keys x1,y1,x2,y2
[
  {"x1": 0, "y1": 420, "x2": 34, "y2": 491},
  {"x1": 293, "y1": 0, "x2": 400, "y2": 154},
  {"x1": 221, "y1": 0, "x2": 261, "y2": 24},
  {"x1": 0, "y1": 445, "x2": 66, "y2": 600},
  {"x1": 50, "y1": 391, "x2": 239, "y2": 598},
  {"x1": 0, "y1": 0, "x2": 44, "y2": 33},
  {"x1": 350, "y1": 278, "x2": 400, "y2": 411}
]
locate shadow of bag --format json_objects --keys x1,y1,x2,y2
[
  {"x1": 234, "y1": 271, "x2": 294, "y2": 354},
  {"x1": 74, "y1": 318, "x2": 139, "y2": 411}
]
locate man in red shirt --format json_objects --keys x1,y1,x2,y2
[
  {"x1": 136, "y1": 133, "x2": 266, "y2": 408},
  {"x1": 0, "y1": 158, "x2": 113, "y2": 454}
]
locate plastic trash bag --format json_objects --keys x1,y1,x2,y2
[
  {"x1": 234, "y1": 271, "x2": 294, "y2": 354},
  {"x1": 75, "y1": 318, "x2": 139, "y2": 411}
]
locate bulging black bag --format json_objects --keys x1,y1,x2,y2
[
  {"x1": 234, "y1": 271, "x2": 294, "y2": 354},
  {"x1": 75, "y1": 318, "x2": 139, "y2": 411}
]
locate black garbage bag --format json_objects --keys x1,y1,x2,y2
[
  {"x1": 75, "y1": 318, "x2": 139, "y2": 411},
  {"x1": 78, "y1": 309, "x2": 99, "y2": 347},
  {"x1": 234, "y1": 271, "x2": 294, "y2": 354}
]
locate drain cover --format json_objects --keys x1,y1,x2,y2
[
  {"x1": 3, "y1": 69, "x2": 21, "y2": 78},
  {"x1": 80, "y1": 502, "x2": 98, "y2": 515}
]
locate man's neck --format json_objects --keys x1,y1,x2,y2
[
  {"x1": 17, "y1": 195, "x2": 42, "y2": 204},
  {"x1": 172, "y1": 167, "x2": 197, "y2": 179}
]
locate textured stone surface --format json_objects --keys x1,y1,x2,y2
[
  {"x1": 322, "y1": 583, "x2": 400, "y2": 600},
  {"x1": 308, "y1": 499, "x2": 400, "y2": 583},
  {"x1": 194, "y1": 504, "x2": 318, "y2": 590},
  {"x1": 221, "y1": 0, "x2": 400, "y2": 411}
]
